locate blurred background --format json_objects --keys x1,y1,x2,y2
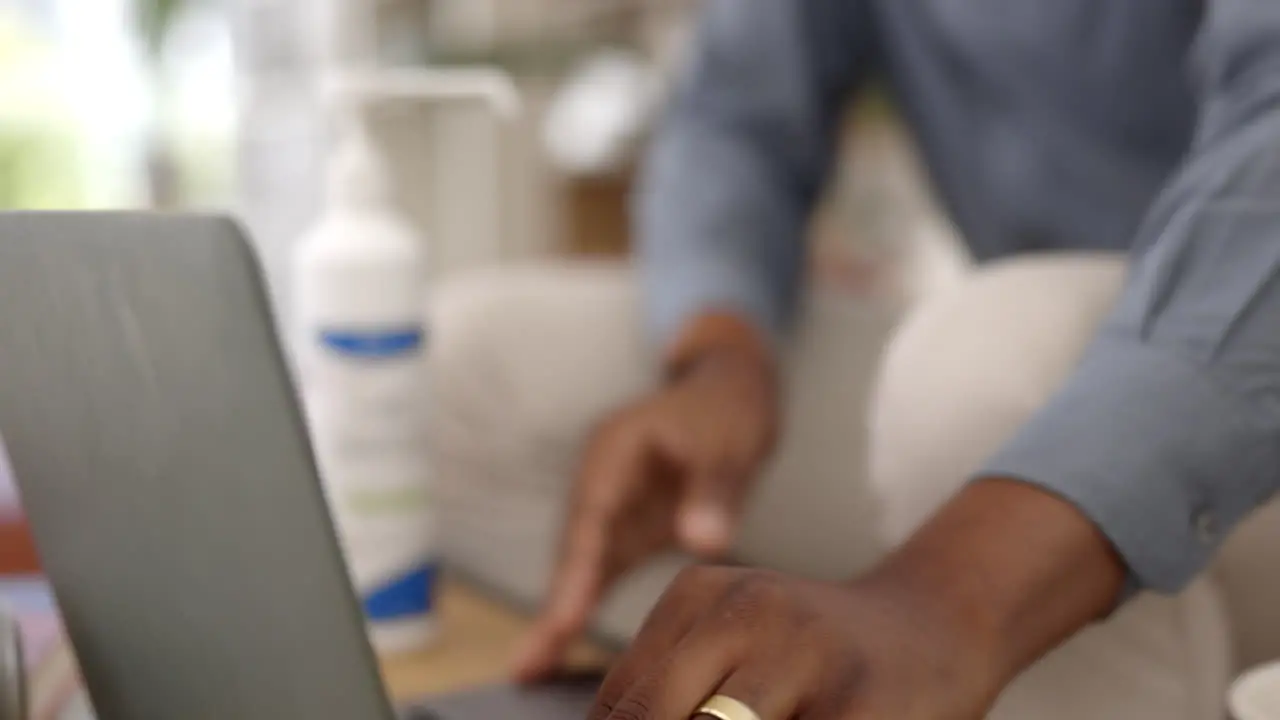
[
  {"x1": 0, "y1": 3, "x2": 973, "y2": 713},
  {"x1": 0, "y1": 0, "x2": 965, "y2": 318}
]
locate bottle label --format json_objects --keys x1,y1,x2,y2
[
  {"x1": 319, "y1": 326, "x2": 426, "y2": 359},
  {"x1": 362, "y1": 562, "x2": 439, "y2": 620}
]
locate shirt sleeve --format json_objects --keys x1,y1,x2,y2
[
  {"x1": 635, "y1": 0, "x2": 873, "y2": 346},
  {"x1": 981, "y1": 0, "x2": 1280, "y2": 594}
]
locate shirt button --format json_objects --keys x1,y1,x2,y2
[{"x1": 1194, "y1": 510, "x2": 1217, "y2": 544}]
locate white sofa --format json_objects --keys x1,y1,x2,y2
[{"x1": 427, "y1": 259, "x2": 1280, "y2": 718}]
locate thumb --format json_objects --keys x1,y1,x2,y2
[
  {"x1": 510, "y1": 554, "x2": 603, "y2": 683},
  {"x1": 514, "y1": 424, "x2": 651, "y2": 682},
  {"x1": 677, "y1": 470, "x2": 739, "y2": 557}
]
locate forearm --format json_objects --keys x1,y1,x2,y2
[
  {"x1": 863, "y1": 479, "x2": 1126, "y2": 684},
  {"x1": 638, "y1": 0, "x2": 872, "y2": 348},
  {"x1": 949, "y1": 0, "x2": 1280, "y2": 611}
]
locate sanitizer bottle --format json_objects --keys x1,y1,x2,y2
[{"x1": 293, "y1": 111, "x2": 437, "y2": 654}]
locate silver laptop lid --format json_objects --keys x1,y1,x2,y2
[{"x1": 0, "y1": 213, "x2": 395, "y2": 720}]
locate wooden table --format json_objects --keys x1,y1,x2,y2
[{"x1": 379, "y1": 579, "x2": 611, "y2": 703}]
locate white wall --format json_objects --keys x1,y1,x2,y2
[{"x1": 233, "y1": 0, "x2": 328, "y2": 322}]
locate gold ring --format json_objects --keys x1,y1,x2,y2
[{"x1": 694, "y1": 694, "x2": 762, "y2": 720}]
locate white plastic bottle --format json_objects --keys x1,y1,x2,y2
[{"x1": 293, "y1": 115, "x2": 438, "y2": 654}]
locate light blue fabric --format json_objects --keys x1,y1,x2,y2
[{"x1": 638, "y1": 0, "x2": 1280, "y2": 593}]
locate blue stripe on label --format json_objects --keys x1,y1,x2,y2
[
  {"x1": 363, "y1": 563, "x2": 438, "y2": 620},
  {"x1": 320, "y1": 327, "x2": 425, "y2": 359}
]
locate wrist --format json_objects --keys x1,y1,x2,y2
[
  {"x1": 854, "y1": 557, "x2": 1008, "y2": 696},
  {"x1": 663, "y1": 312, "x2": 778, "y2": 387},
  {"x1": 859, "y1": 478, "x2": 1126, "y2": 684},
  {"x1": 664, "y1": 314, "x2": 782, "y2": 465}
]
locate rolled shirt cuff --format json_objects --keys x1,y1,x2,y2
[
  {"x1": 642, "y1": 255, "x2": 789, "y2": 351},
  {"x1": 978, "y1": 337, "x2": 1280, "y2": 594}
]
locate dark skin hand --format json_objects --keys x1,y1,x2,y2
[
  {"x1": 515, "y1": 312, "x2": 1127, "y2": 718},
  {"x1": 588, "y1": 479, "x2": 1127, "y2": 720},
  {"x1": 513, "y1": 314, "x2": 781, "y2": 680}
]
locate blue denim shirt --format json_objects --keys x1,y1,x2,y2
[{"x1": 637, "y1": 0, "x2": 1280, "y2": 594}]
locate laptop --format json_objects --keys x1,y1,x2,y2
[{"x1": 0, "y1": 214, "x2": 598, "y2": 719}]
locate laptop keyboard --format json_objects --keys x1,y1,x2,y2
[{"x1": 398, "y1": 705, "x2": 441, "y2": 720}]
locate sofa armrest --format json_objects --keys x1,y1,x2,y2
[{"x1": 428, "y1": 263, "x2": 667, "y2": 640}]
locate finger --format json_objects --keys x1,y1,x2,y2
[
  {"x1": 649, "y1": 413, "x2": 744, "y2": 558},
  {"x1": 511, "y1": 553, "x2": 607, "y2": 682},
  {"x1": 603, "y1": 612, "x2": 753, "y2": 720},
  {"x1": 607, "y1": 570, "x2": 818, "y2": 720},
  {"x1": 700, "y1": 660, "x2": 810, "y2": 720},
  {"x1": 512, "y1": 497, "x2": 618, "y2": 682},
  {"x1": 677, "y1": 468, "x2": 740, "y2": 557},
  {"x1": 591, "y1": 566, "x2": 736, "y2": 720},
  {"x1": 512, "y1": 425, "x2": 651, "y2": 681}
]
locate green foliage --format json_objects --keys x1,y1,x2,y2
[
  {"x1": 0, "y1": 13, "x2": 88, "y2": 208},
  {"x1": 0, "y1": 123, "x2": 87, "y2": 210},
  {"x1": 134, "y1": 0, "x2": 204, "y2": 60}
]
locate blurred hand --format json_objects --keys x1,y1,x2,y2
[
  {"x1": 585, "y1": 565, "x2": 1002, "y2": 720},
  {"x1": 512, "y1": 330, "x2": 780, "y2": 681}
]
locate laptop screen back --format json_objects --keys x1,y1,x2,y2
[{"x1": 0, "y1": 214, "x2": 395, "y2": 720}]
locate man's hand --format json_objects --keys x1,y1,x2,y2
[
  {"x1": 512, "y1": 315, "x2": 780, "y2": 681},
  {"x1": 586, "y1": 479, "x2": 1128, "y2": 719},
  {"x1": 587, "y1": 565, "x2": 1003, "y2": 720}
]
